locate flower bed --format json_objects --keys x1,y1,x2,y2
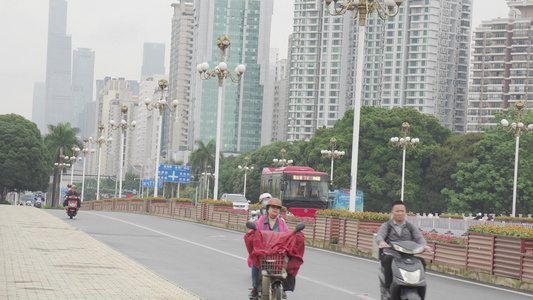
[
  {"x1": 214, "y1": 208, "x2": 248, "y2": 214},
  {"x1": 198, "y1": 199, "x2": 232, "y2": 206},
  {"x1": 169, "y1": 198, "x2": 193, "y2": 206},
  {"x1": 316, "y1": 209, "x2": 390, "y2": 221},
  {"x1": 468, "y1": 223, "x2": 533, "y2": 237},
  {"x1": 422, "y1": 232, "x2": 467, "y2": 245},
  {"x1": 284, "y1": 215, "x2": 315, "y2": 224}
]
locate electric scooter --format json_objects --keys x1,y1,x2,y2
[{"x1": 378, "y1": 240, "x2": 427, "y2": 300}]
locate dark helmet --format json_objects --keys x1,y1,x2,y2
[{"x1": 266, "y1": 198, "x2": 282, "y2": 210}]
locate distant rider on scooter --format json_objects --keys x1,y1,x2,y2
[
  {"x1": 63, "y1": 185, "x2": 81, "y2": 208},
  {"x1": 375, "y1": 200, "x2": 432, "y2": 298},
  {"x1": 250, "y1": 193, "x2": 272, "y2": 221},
  {"x1": 248, "y1": 198, "x2": 290, "y2": 299}
]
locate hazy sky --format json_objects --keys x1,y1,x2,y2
[{"x1": 0, "y1": 0, "x2": 510, "y2": 121}]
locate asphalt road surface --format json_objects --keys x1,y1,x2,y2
[{"x1": 46, "y1": 210, "x2": 533, "y2": 300}]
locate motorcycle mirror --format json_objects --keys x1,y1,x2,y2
[
  {"x1": 295, "y1": 223, "x2": 306, "y2": 233},
  {"x1": 246, "y1": 221, "x2": 257, "y2": 230}
]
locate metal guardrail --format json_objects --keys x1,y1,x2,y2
[{"x1": 407, "y1": 216, "x2": 533, "y2": 235}]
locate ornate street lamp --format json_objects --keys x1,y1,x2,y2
[
  {"x1": 54, "y1": 155, "x2": 71, "y2": 206},
  {"x1": 197, "y1": 36, "x2": 246, "y2": 200},
  {"x1": 238, "y1": 157, "x2": 254, "y2": 198},
  {"x1": 67, "y1": 147, "x2": 81, "y2": 185},
  {"x1": 500, "y1": 101, "x2": 533, "y2": 217},
  {"x1": 80, "y1": 137, "x2": 96, "y2": 202},
  {"x1": 321, "y1": 138, "x2": 345, "y2": 190},
  {"x1": 144, "y1": 79, "x2": 179, "y2": 198},
  {"x1": 95, "y1": 124, "x2": 113, "y2": 200},
  {"x1": 390, "y1": 122, "x2": 420, "y2": 202},
  {"x1": 325, "y1": 0, "x2": 406, "y2": 211},
  {"x1": 110, "y1": 105, "x2": 137, "y2": 198},
  {"x1": 273, "y1": 149, "x2": 293, "y2": 167}
]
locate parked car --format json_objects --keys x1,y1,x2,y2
[{"x1": 220, "y1": 193, "x2": 249, "y2": 210}]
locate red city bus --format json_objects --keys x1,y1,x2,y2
[{"x1": 260, "y1": 166, "x2": 329, "y2": 217}]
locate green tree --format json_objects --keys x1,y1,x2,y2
[
  {"x1": 0, "y1": 114, "x2": 51, "y2": 195},
  {"x1": 43, "y1": 122, "x2": 81, "y2": 206},
  {"x1": 442, "y1": 112, "x2": 533, "y2": 215},
  {"x1": 424, "y1": 133, "x2": 484, "y2": 213}
]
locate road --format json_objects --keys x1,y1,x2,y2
[{"x1": 46, "y1": 210, "x2": 533, "y2": 300}]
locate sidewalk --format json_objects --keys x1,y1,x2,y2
[{"x1": 0, "y1": 205, "x2": 203, "y2": 299}]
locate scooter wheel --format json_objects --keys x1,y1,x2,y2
[{"x1": 272, "y1": 282, "x2": 282, "y2": 300}]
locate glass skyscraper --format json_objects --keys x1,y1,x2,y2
[{"x1": 191, "y1": 0, "x2": 273, "y2": 153}]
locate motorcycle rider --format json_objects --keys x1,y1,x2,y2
[
  {"x1": 34, "y1": 192, "x2": 44, "y2": 206},
  {"x1": 251, "y1": 193, "x2": 272, "y2": 220},
  {"x1": 63, "y1": 185, "x2": 81, "y2": 208},
  {"x1": 248, "y1": 197, "x2": 289, "y2": 299},
  {"x1": 375, "y1": 200, "x2": 432, "y2": 297},
  {"x1": 473, "y1": 212, "x2": 483, "y2": 220}
]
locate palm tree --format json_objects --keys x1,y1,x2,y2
[
  {"x1": 44, "y1": 123, "x2": 82, "y2": 206},
  {"x1": 189, "y1": 139, "x2": 216, "y2": 177}
]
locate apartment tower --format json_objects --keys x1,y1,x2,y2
[{"x1": 467, "y1": 0, "x2": 533, "y2": 131}]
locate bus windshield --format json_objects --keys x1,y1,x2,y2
[{"x1": 284, "y1": 180, "x2": 328, "y2": 200}]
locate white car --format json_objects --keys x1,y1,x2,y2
[{"x1": 220, "y1": 193, "x2": 249, "y2": 210}]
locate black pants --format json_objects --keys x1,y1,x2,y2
[{"x1": 381, "y1": 255, "x2": 426, "y2": 288}]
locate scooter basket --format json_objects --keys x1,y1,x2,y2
[{"x1": 259, "y1": 254, "x2": 287, "y2": 275}]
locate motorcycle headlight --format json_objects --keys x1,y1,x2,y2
[
  {"x1": 392, "y1": 244, "x2": 424, "y2": 254},
  {"x1": 399, "y1": 268, "x2": 421, "y2": 284}
]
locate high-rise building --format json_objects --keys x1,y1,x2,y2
[
  {"x1": 134, "y1": 75, "x2": 169, "y2": 180},
  {"x1": 93, "y1": 78, "x2": 138, "y2": 179},
  {"x1": 141, "y1": 43, "x2": 166, "y2": 78},
  {"x1": 190, "y1": 0, "x2": 274, "y2": 153},
  {"x1": 44, "y1": 0, "x2": 73, "y2": 131},
  {"x1": 467, "y1": 0, "x2": 533, "y2": 132},
  {"x1": 168, "y1": 0, "x2": 194, "y2": 162},
  {"x1": 270, "y1": 57, "x2": 289, "y2": 143},
  {"x1": 32, "y1": 82, "x2": 46, "y2": 133},
  {"x1": 72, "y1": 48, "x2": 95, "y2": 137},
  {"x1": 287, "y1": 0, "x2": 472, "y2": 141}
]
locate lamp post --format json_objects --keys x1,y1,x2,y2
[
  {"x1": 54, "y1": 155, "x2": 70, "y2": 206},
  {"x1": 500, "y1": 101, "x2": 533, "y2": 217},
  {"x1": 96, "y1": 124, "x2": 113, "y2": 200},
  {"x1": 201, "y1": 169, "x2": 213, "y2": 199},
  {"x1": 80, "y1": 137, "x2": 96, "y2": 202},
  {"x1": 273, "y1": 149, "x2": 293, "y2": 167},
  {"x1": 110, "y1": 105, "x2": 137, "y2": 198},
  {"x1": 390, "y1": 122, "x2": 420, "y2": 202},
  {"x1": 325, "y1": 0, "x2": 406, "y2": 212},
  {"x1": 321, "y1": 138, "x2": 345, "y2": 190},
  {"x1": 144, "y1": 79, "x2": 179, "y2": 198},
  {"x1": 197, "y1": 36, "x2": 246, "y2": 201},
  {"x1": 238, "y1": 157, "x2": 254, "y2": 198},
  {"x1": 67, "y1": 147, "x2": 81, "y2": 185}
]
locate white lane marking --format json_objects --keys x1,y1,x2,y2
[{"x1": 89, "y1": 212, "x2": 376, "y2": 299}]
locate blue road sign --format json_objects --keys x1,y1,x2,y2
[
  {"x1": 158, "y1": 164, "x2": 191, "y2": 183},
  {"x1": 142, "y1": 179, "x2": 163, "y2": 188}
]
